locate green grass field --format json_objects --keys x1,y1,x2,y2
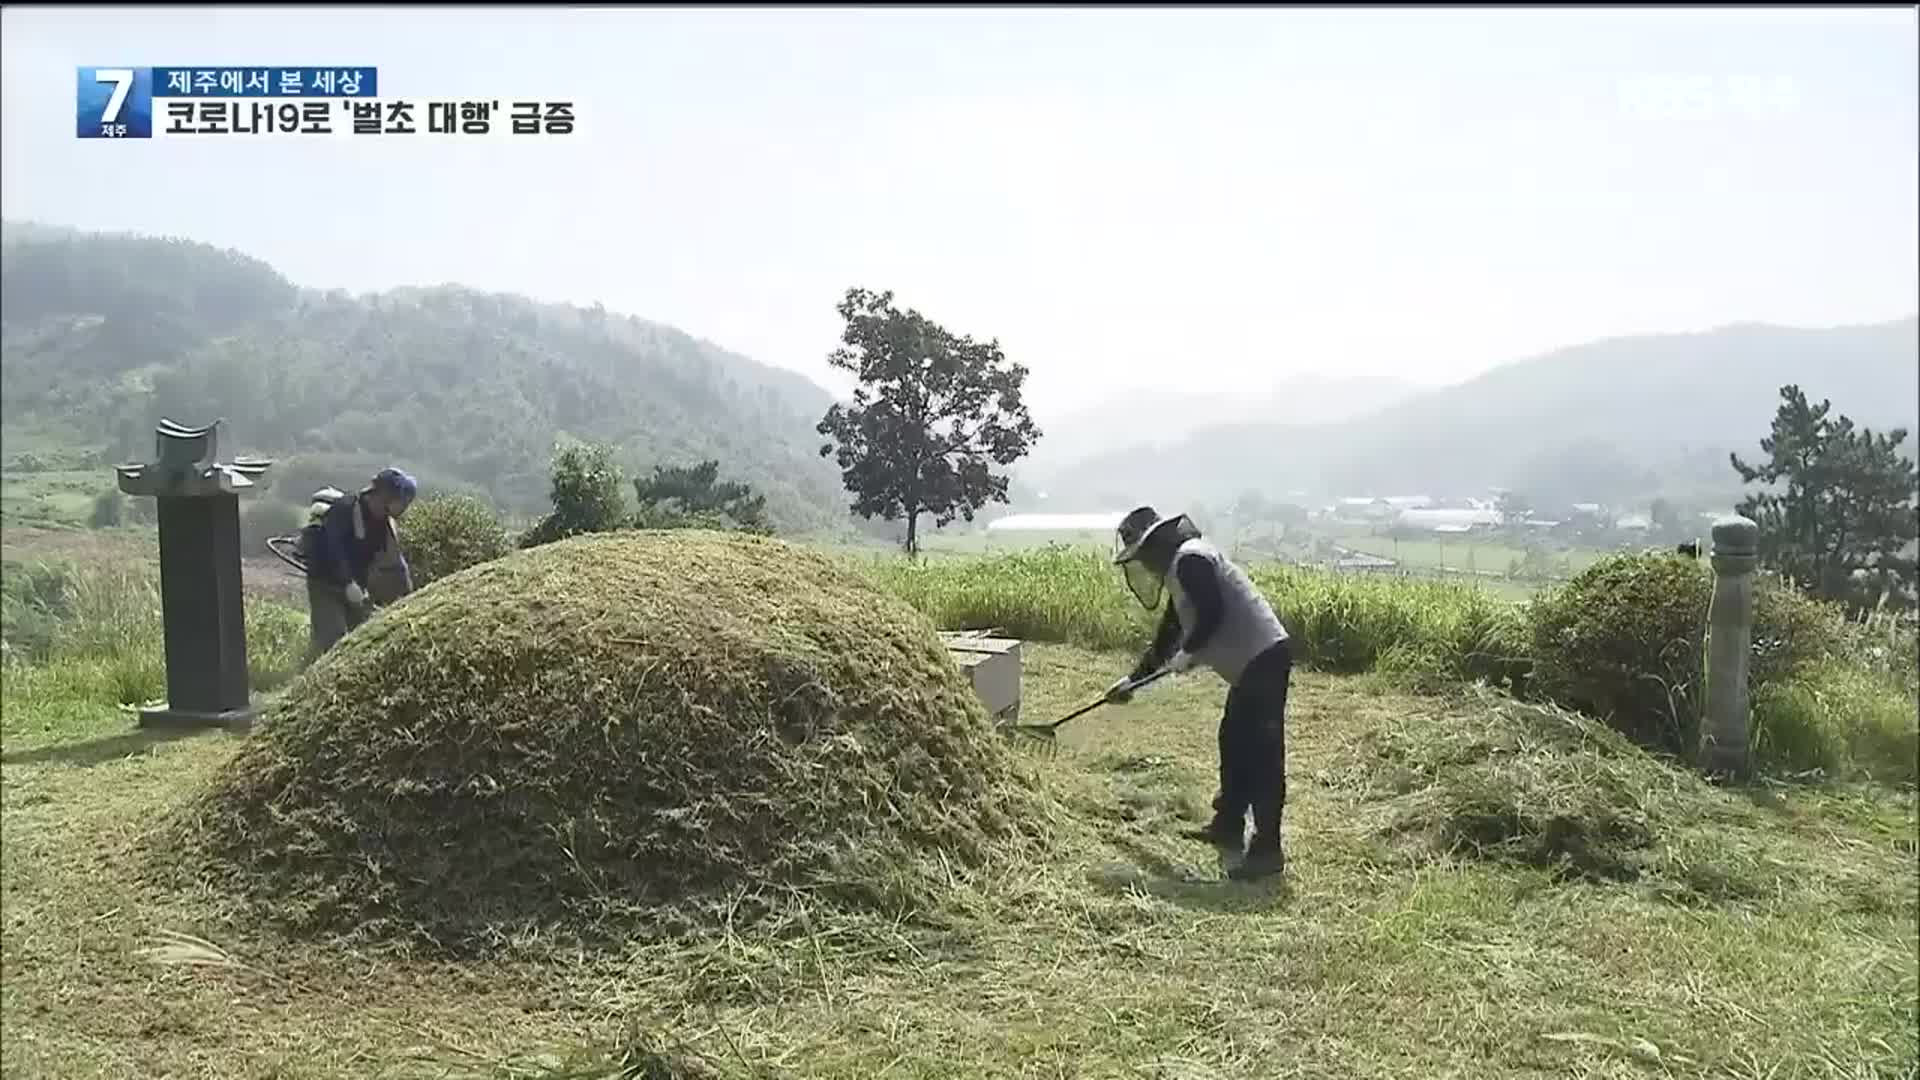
[
  {"x1": 0, "y1": 469, "x2": 107, "y2": 527},
  {"x1": 3, "y1": 538, "x2": 1915, "y2": 1078},
  {"x1": 5, "y1": 640, "x2": 1915, "y2": 1078}
]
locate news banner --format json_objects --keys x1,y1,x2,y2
[{"x1": 76, "y1": 66, "x2": 574, "y2": 139}]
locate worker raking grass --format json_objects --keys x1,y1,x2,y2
[
  {"x1": 155, "y1": 530, "x2": 1048, "y2": 953},
  {"x1": 1107, "y1": 506, "x2": 1295, "y2": 881}
]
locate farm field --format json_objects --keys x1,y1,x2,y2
[
  {"x1": 0, "y1": 469, "x2": 103, "y2": 528},
  {"x1": 1327, "y1": 531, "x2": 1609, "y2": 577},
  {"x1": 2, "y1": 522, "x2": 305, "y2": 604}
]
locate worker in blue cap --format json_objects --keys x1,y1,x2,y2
[{"x1": 300, "y1": 467, "x2": 418, "y2": 666}]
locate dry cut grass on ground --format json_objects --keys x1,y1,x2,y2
[{"x1": 3, "y1": 643, "x2": 1915, "y2": 1079}]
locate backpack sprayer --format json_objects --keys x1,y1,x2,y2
[{"x1": 265, "y1": 487, "x2": 348, "y2": 580}]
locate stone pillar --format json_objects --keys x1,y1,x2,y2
[
  {"x1": 1700, "y1": 514, "x2": 1759, "y2": 777},
  {"x1": 115, "y1": 418, "x2": 272, "y2": 732}
]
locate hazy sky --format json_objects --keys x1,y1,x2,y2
[{"x1": 4, "y1": 6, "x2": 1915, "y2": 420}]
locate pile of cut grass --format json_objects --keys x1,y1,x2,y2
[
  {"x1": 155, "y1": 530, "x2": 1050, "y2": 953},
  {"x1": 1334, "y1": 684, "x2": 1912, "y2": 911}
]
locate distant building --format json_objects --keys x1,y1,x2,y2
[
  {"x1": 1334, "y1": 496, "x2": 1424, "y2": 522},
  {"x1": 1395, "y1": 508, "x2": 1502, "y2": 534},
  {"x1": 1332, "y1": 551, "x2": 1398, "y2": 572}
]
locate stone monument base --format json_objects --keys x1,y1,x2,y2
[{"x1": 137, "y1": 705, "x2": 255, "y2": 734}]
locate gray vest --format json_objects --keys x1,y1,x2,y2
[{"x1": 1167, "y1": 538, "x2": 1288, "y2": 685}]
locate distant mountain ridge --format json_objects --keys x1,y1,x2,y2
[
  {"x1": 1040, "y1": 317, "x2": 1920, "y2": 510},
  {"x1": 0, "y1": 220, "x2": 849, "y2": 531},
  {"x1": 1021, "y1": 373, "x2": 1418, "y2": 487}
]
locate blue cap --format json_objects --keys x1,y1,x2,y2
[{"x1": 374, "y1": 467, "x2": 417, "y2": 498}]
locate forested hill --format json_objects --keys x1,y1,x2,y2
[
  {"x1": 1041, "y1": 316, "x2": 1920, "y2": 510},
  {"x1": 0, "y1": 221, "x2": 848, "y2": 530}
]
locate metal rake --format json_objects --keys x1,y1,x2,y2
[{"x1": 997, "y1": 666, "x2": 1176, "y2": 749}]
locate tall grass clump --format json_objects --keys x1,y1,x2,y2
[
  {"x1": 857, "y1": 547, "x2": 1532, "y2": 689},
  {"x1": 1, "y1": 559, "x2": 74, "y2": 659},
  {"x1": 861, "y1": 545, "x2": 1152, "y2": 649},
  {"x1": 1249, "y1": 565, "x2": 1531, "y2": 688},
  {"x1": 0, "y1": 559, "x2": 308, "y2": 706},
  {"x1": 1750, "y1": 661, "x2": 1916, "y2": 783}
]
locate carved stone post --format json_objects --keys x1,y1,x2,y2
[
  {"x1": 114, "y1": 418, "x2": 272, "y2": 731},
  {"x1": 1700, "y1": 514, "x2": 1759, "y2": 777}
]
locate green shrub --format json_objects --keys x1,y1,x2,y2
[
  {"x1": 1527, "y1": 553, "x2": 1852, "y2": 756},
  {"x1": 88, "y1": 489, "x2": 125, "y2": 528},
  {"x1": 1749, "y1": 571, "x2": 1851, "y2": 686},
  {"x1": 1527, "y1": 555, "x2": 1710, "y2": 753},
  {"x1": 400, "y1": 493, "x2": 512, "y2": 587}
]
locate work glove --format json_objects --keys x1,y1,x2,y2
[
  {"x1": 1167, "y1": 650, "x2": 1198, "y2": 675},
  {"x1": 1104, "y1": 676, "x2": 1137, "y2": 705},
  {"x1": 343, "y1": 582, "x2": 368, "y2": 609}
]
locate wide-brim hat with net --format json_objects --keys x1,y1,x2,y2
[
  {"x1": 1111, "y1": 505, "x2": 1185, "y2": 565},
  {"x1": 1112, "y1": 505, "x2": 1190, "y2": 610}
]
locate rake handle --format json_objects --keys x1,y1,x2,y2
[{"x1": 1043, "y1": 665, "x2": 1176, "y2": 732}]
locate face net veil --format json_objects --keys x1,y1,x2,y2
[
  {"x1": 1113, "y1": 524, "x2": 1166, "y2": 610},
  {"x1": 1121, "y1": 559, "x2": 1164, "y2": 610}
]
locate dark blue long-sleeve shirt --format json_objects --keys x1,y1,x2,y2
[{"x1": 1129, "y1": 553, "x2": 1225, "y2": 680}]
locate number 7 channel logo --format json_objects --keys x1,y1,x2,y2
[{"x1": 76, "y1": 67, "x2": 153, "y2": 138}]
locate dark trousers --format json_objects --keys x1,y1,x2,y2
[{"x1": 1211, "y1": 639, "x2": 1293, "y2": 854}]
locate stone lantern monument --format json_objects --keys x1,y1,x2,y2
[{"x1": 113, "y1": 418, "x2": 272, "y2": 730}]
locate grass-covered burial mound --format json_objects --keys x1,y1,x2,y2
[{"x1": 165, "y1": 531, "x2": 1044, "y2": 950}]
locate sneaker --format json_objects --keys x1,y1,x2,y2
[{"x1": 1227, "y1": 846, "x2": 1285, "y2": 881}]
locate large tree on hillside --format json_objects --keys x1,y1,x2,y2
[
  {"x1": 1731, "y1": 385, "x2": 1919, "y2": 611},
  {"x1": 816, "y1": 288, "x2": 1040, "y2": 556}
]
